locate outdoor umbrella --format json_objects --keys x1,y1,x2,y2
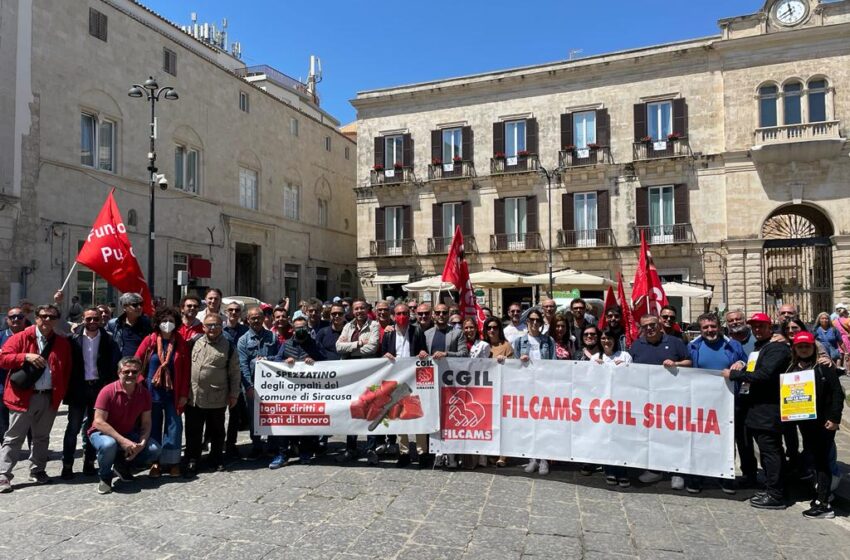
[
  {"x1": 402, "y1": 275, "x2": 455, "y2": 292},
  {"x1": 522, "y1": 269, "x2": 614, "y2": 289},
  {"x1": 661, "y1": 282, "x2": 713, "y2": 298}
]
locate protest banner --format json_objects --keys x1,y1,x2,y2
[
  {"x1": 431, "y1": 359, "x2": 735, "y2": 479},
  {"x1": 780, "y1": 369, "x2": 817, "y2": 421},
  {"x1": 253, "y1": 357, "x2": 440, "y2": 436}
]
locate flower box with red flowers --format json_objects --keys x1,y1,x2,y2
[
  {"x1": 667, "y1": 132, "x2": 682, "y2": 141},
  {"x1": 373, "y1": 164, "x2": 384, "y2": 171},
  {"x1": 431, "y1": 157, "x2": 442, "y2": 166},
  {"x1": 517, "y1": 150, "x2": 530, "y2": 158},
  {"x1": 494, "y1": 152, "x2": 506, "y2": 160},
  {"x1": 640, "y1": 136, "x2": 653, "y2": 143},
  {"x1": 452, "y1": 155, "x2": 462, "y2": 163},
  {"x1": 587, "y1": 143, "x2": 600, "y2": 150},
  {"x1": 393, "y1": 162, "x2": 404, "y2": 170},
  {"x1": 563, "y1": 144, "x2": 576, "y2": 152}
]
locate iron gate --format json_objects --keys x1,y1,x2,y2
[{"x1": 762, "y1": 237, "x2": 832, "y2": 321}]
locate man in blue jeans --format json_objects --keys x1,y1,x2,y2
[{"x1": 88, "y1": 357, "x2": 160, "y2": 494}]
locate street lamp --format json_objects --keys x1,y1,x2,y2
[
  {"x1": 128, "y1": 76, "x2": 178, "y2": 300},
  {"x1": 538, "y1": 165, "x2": 559, "y2": 298}
]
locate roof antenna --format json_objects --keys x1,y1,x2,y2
[{"x1": 569, "y1": 49, "x2": 583, "y2": 60}]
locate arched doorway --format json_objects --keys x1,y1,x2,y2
[{"x1": 762, "y1": 205, "x2": 833, "y2": 320}]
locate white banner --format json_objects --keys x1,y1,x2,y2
[
  {"x1": 254, "y1": 357, "x2": 440, "y2": 436},
  {"x1": 431, "y1": 359, "x2": 735, "y2": 479}
]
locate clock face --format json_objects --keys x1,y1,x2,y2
[{"x1": 773, "y1": 0, "x2": 808, "y2": 26}]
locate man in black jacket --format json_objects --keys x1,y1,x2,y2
[
  {"x1": 62, "y1": 308, "x2": 119, "y2": 479},
  {"x1": 723, "y1": 312, "x2": 792, "y2": 509}
]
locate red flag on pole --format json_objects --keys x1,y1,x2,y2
[
  {"x1": 631, "y1": 230, "x2": 668, "y2": 317},
  {"x1": 597, "y1": 285, "x2": 617, "y2": 330},
  {"x1": 441, "y1": 225, "x2": 485, "y2": 330},
  {"x1": 617, "y1": 272, "x2": 638, "y2": 347},
  {"x1": 76, "y1": 190, "x2": 154, "y2": 314}
]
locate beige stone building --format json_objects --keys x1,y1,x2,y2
[
  {"x1": 352, "y1": 0, "x2": 850, "y2": 321},
  {"x1": 0, "y1": 0, "x2": 357, "y2": 309}
]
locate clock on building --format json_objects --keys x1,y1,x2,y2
[{"x1": 771, "y1": 0, "x2": 809, "y2": 26}]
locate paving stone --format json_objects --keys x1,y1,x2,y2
[
  {"x1": 469, "y1": 526, "x2": 527, "y2": 552},
  {"x1": 523, "y1": 534, "x2": 582, "y2": 557},
  {"x1": 527, "y1": 514, "x2": 581, "y2": 537},
  {"x1": 396, "y1": 545, "x2": 465, "y2": 560},
  {"x1": 345, "y1": 529, "x2": 409, "y2": 556},
  {"x1": 410, "y1": 521, "x2": 473, "y2": 549},
  {"x1": 584, "y1": 531, "x2": 639, "y2": 555},
  {"x1": 479, "y1": 505, "x2": 529, "y2": 528}
]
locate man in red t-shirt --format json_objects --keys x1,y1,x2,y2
[{"x1": 88, "y1": 357, "x2": 159, "y2": 494}]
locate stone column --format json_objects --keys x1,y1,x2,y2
[
  {"x1": 725, "y1": 239, "x2": 764, "y2": 315},
  {"x1": 831, "y1": 235, "x2": 850, "y2": 305}
]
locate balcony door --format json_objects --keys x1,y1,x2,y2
[
  {"x1": 574, "y1": 192, "x2": 598, "y2": 247},
  {"x1": 505, "y1": 197, "x2": 527, "y2": 249},
  {"x1": 385, "y1": 206, "x2": 404, "y2": 255},
  {"x1": 648, "y1": 186, "x2": 674, "y2": 244}
]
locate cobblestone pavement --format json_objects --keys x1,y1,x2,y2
[{"x1": 2, "y1": 409, "x2": 850, "y2": 559}]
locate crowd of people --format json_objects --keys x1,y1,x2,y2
[{"x1": 0, "y1": 290, "x2": 845, "y2": 519}]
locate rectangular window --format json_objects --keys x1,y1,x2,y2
[
  {"x1": 239, "y1": 167, "x2": 258, "y2": 209},
  {"x1": 318, "y1": 199, "x2": 329, "y2": 227},
  {"x1": 384, "y1": 135, "x2": 404, "y2": 167},
  {"x1": 284, "y1": 264, "x2": 299, "y2": 304},
  {"x1": 442, "y1": 128, "x2": 462, "y2": 161},
  {"x1": 81, "y1": 113, "x2": 115, "y2": 171},
  {"x1": 505, "y1": 197, "x2": 527, "y2": 249},
  {"x1": 174, "y1": 146, "x2": 199, "y2": 193},
  {"x1": 239, "y1": 91, "x2": 249, "y2": 113},
  {"x1": 573, "y1": 111, "x2": 597, "y2": 149},
  {"x1": 290, "y1": 117, "x2": 299, "y2": 136},
  {"x1": 574, "y1": 192, "x2": 598, "y2": 247},
  {"x1": 163, "y1": 48, "x2": 177, "y2": 76},
  {"x1": 442, "y1": 202, "x2": 462, "y2": 239},
  {"x1": 385, "y1": 206, "x2": 404, "y2": 255},
  {"x1": 172, "y1": 252, "x2": 201, "y2": 304},
  {"x1": 88, "y1": 8, "x2": 107, "y2": 41},
  {"x1": 647, "y1": 101, "x2": 672, "y2": 141},
  {"x1": 648, "y1": 186, "x2": 675, "y2": 243},
  {"x1": 283, "y1": 183, "x2": 300, "y2": 220},
  {"x1": 325, "y1": 136, "x2": 331, "y2": 151},
  {"x1": 505, "y1": 120, "x2": 526, "y2": 158},
  {"x1": 345, "y1": 146, "x2": 350, "y2": 160},
  {"x1": 784, "y1": 83, "x2": 803, "y2": 125}
]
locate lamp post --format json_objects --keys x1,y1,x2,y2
[
  {"x1": 538, "y1": 165, "x2": 559, "y2": 298},
  {"x1": 128, "y1": 77, "x2": 178, "y2": 300}
]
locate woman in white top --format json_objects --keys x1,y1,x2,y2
[
  {"x1": 463, "y1": 318, "x2": 491, "y2": 358},
  {"x1": 592, "y1": 329, "x2": 632, "y2": 366}
]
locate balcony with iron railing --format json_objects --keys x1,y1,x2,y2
[
  {"x1": 370, "y1": 166, "x2": 415, "y2": 186},
  {"x1": 630, "y1": 224, "x2": 695, "y2": 245},
  {"x1": 370, "y1": 239, "x2": 417, "y2": 257},
  {"x1": 490, "y1": 153, "x2": 540, "y2": 174},
  {"x1": 558, "y1": 146, "x2": 613, "y2": 168},
  {"x1": 557, "y1": 229, "x2": 615, "y2": 248},
  {"x1": 428, "y1": 236, "x2": 478, "y2": 254},
  {"x1": 751, "y1": 120, "x2": 845, "y2": 164},
  {"x1": 427, "y1": 160, "x2": 476, "y2": 181},
  {"x1": 490, "y1": 233, "x2": 543, "y2": 252},
  {"x1": 632, "y1": 136, "x2": 692, "y2": 161}
]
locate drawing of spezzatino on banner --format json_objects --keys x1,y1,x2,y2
[
  {"x1": 429, "y1": 357, "x2": 501, "y2": 456},
  {"x1": 253, "y1": 357, "x2": 440, "y2": 436}
]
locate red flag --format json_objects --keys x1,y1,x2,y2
[
  {"x1": 631, "y1": 230, "x2": 668, "y2": 317},
  {"x1": 597, "y1": 285, "x2": 616, "y2": 330},
  {"x1": 617, "y1": 272, "x2": 638, "y2": 347},
  {"x1": 441, "y1": 226, "x2": 485, "y2": 331},
  {"x1": 76, "y1": 191, "x2": 154, "y2": 314}
]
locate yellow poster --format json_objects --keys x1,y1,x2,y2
[{"x1": 780, "y1": 369, "x2": 817, "y2": 422}]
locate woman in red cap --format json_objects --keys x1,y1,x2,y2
[{"x1": 787, "y1": 331, "x2": 844, "y2": 519}]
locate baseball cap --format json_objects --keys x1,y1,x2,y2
[
  {"x1": 836, "y1": 303, "x2": 847, "y2": 311},
  {"x1": 333, "y1": 296, "x2": 341, "y2": 303},
  {"x1": 792, "y1": 331, "x2": 816, "y2": 345},
  {"x1": 746, "y1": 312, "x2": 771, "y2": 324},
  {"x1": 260, "y1": 303, "x2": 273, "y2": 314}
]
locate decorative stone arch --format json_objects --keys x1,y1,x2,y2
[
  {"x1": 237, "y1": 149, "x2": 261, "y2": 172},
  {"x1": 173, "y1": 124, "x2": 204, "y2": 149},
  {"x1": 761, "y1": 203, "x2": 833, "y2": 320},
  {"x1": 80, "y1": 88, "x2": 124, "y2": 119},
  {"x1": 315, "y1": 176, "x2": 332, "y2": 201}
]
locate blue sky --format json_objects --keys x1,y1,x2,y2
[{"x1": 144, "y1": 1, "x2": 762, "y2": 124}]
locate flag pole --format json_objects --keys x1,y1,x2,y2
[{"x1": 58, "y1": 262, "x2": 78, "y2": 293}]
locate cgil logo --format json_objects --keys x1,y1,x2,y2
[{"x1": 441, "y1": 386, "x2": 493, "y2": 440}]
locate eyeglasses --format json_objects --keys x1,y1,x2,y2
[
  {"x1": 450, "y1": 322, "x2": 462, "y2": 326},
  {"x1": 83, "y1": 317, "x2": 100, "y2": 323},
  {"x1": 126, "y1": 302, "x2": 142, "y2": 308},
  {"x1": 394, "y1": 312, "x2": 408, "y2": 317},
  {"x1": 528, "y1": 318, "x2": 543, "y2": 324},
  {"x1": 434, "y1": 310, "x2": 448, "y2": 315},
  {"x1": 606, "y1": 313, "x2": 620, "y2": 318},
  {"x1": 38, "y1": 314, "x2": 58, "y2": 321},
  {"x1": 660, "y1": 315, "x2": 676, "y2": 321},
  {"x1": 119, "y1": 369, "x2": 140, "y2": 376},
  {"x1": 416, "y1": 312, "x2": 431, "y2": 317},
  {"x1": 508, "y1": 309, "x2": 521, "y2": 314},
  {"x1": 485, "y1": 325, "x2": 499, "y2": 331},
  {"x1": 226, "y1": 308, "x2": 241, "y2": 313},
  {"x1": 204, "y1": 324, "x2": 222, "y2": 329},
  {"x1": 330, "y1": 312, "x2": 344, "y2": 317},
  {"x1": 7, "y1": 314, "x2": 24, "y2": 321},
  {"x1": 571, "y1": 306, "x2": 585, "y2": 312},
  {"x1": 184, "y1": 304, "x2": 199, "y2": 309},
  {"x1": 642, "y1": 323, "x2": 659, "y2": 330},
  {"x1": 583, "y1": 333, "x2": 598, "y2": 338}
]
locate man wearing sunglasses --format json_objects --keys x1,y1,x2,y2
[
  {"x1": 659, "y1": 305, "x2": 687, "y2": 341},
  {"x1": 61, "y1": 308, "x2": 120, "y2": 480},
  {"x1": 0, "y1": 307, "x2": 26, "y2": 439},
  {"x1": 0, "y1": 304, "x2": 72, "y2": 491},
  {"x1": 602, "y1": 305, "x2": 629, "y2": 351},
  {"x1": 568, "y1": 298, "x2": 596, "y2": 352},
  {"x1": 105, "y1": 292, "x2": 152, "y2": 358},
  {"x1": 503, "y1": 302, "x2": 527, "y2": 345},
  {"x1": 424, "y1": 304, "x2": 469, "y2": 361}
]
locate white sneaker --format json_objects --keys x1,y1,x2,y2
[
  {"x1": 538, "y1": 460, "x2": 550, "y2": 476},
  {"x1": 671, "y1": 475, "x2": 685, "y2": 490},
  {"x1": 524, "y1": 459, "x2": 539, "y2": 474},
  {"x1": 638, "y1": 470, "x2": 663, "y2": 484},
  {"x1": 375, "y1": 444, "x2": 388, "y2": 455}
]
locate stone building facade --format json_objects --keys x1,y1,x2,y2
[
  {"x1": 0, "y1": 0, "x2": 357, "y2": 309},
  {"x1": 352, "y1": 0, "x2": 850, "y2": 321}
]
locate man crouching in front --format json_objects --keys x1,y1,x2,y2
[{"x1": 88, "y1": 357, "x2": 160, "y2": 494}]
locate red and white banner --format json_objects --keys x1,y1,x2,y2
[
  {"x1": 431, "y1": 358, "x2": 735, "y2": 479},
  {"x1": 253, "y1": 358, "x2": 440, "y2": 435},
  {"x1": 76, "y1": 191, "x2": 153, "y2": 314}
]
